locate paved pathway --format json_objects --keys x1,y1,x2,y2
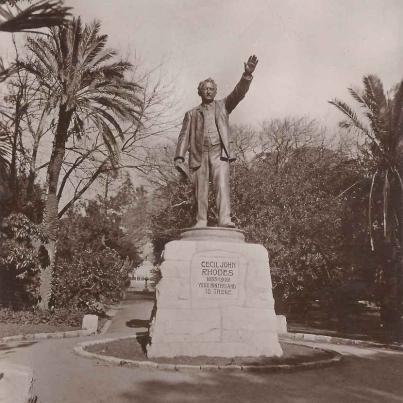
[
  {"x1": 2, "y1": 296, "x2": 403, "y2": 403},
  {"x1": 105, "y1": 294, "x2": 153, "y2": 334}
]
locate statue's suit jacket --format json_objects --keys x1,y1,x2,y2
[{"x1": 174, "y1": 73, "x2": 253, "y2": 169}]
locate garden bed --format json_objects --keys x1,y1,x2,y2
[
  {"x1": 85, "y1": 336, "x2": 334, "y2": 367},
  {"x1": 0, "y1": 308, "x2": 83, "y2": 338},
  {"x1": 0, "y1": 323, "x2": 81, "y2": 338}
]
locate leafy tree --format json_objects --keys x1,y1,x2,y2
[
  {"x1": 147, "y1": 143, "x2": 194, "y2": 257},
  {"x1": 53, "y1": 175, "x2": 143, "y2": 312},
  {"x1": 151, "y1": 178, "x2": 194, "y2": 258},
  {"x1": 245, "y1": 150, "x2": 371, "y2": 309},
  {"x1": 330, "y1": 76, "x2": 403, "y2": 337},
  {"x1": 57, "y1": 176, "x2": 142, "y2": 265}
]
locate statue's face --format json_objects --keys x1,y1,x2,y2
[{"x1": 200, "y1": 82, "x2": 217, "y2": 103}]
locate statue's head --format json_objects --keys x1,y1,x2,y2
[{"x1": 198, "y1": 78, "x2": 217, "y2": 103}]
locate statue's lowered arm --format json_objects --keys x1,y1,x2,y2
[{"x1": 174, "y1": 111, "x2": 192, "y2": 180}]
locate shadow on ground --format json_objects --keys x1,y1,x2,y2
[
  {"x1": 125, "y1": 291, "x2": 155, "y2": 301},
  {"x1": 126, "y1": 319, "x2": 150, "y2": 329},
  {"x1": 115, "y1": 352, "x2": 403, "y2": 403},
  {"x1": 0, "y1": 341, "x2": 37, "y2": 353}
]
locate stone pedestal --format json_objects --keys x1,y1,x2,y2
[{"x1": 147, "y1": 227, "x2": 283, "y2": 358}]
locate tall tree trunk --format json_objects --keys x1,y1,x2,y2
[
  {"x1": 26, "y1": 133, "x2": 40, "y2": 205},
  {"x1": 104, "y1": 171, "x2": 110, "y2": 215},
  {"x1": 396, "y1": 136, "x2": 403, "y2": 340},
  {"x1": 379, "y1": 239, "x2": 400, "y2": 339},
  {"x1": 8, "y1": 86, "x2": 22, "y2": 211},
  {"x1": 26, "y1": 108, "x2": 48, "y2": 202},
  {"x1": 38, "y1": 104, "x2": 72, "y2": 310},
  {"x1": 380, "y1": 139, "x2": 403, "y2": 340}
]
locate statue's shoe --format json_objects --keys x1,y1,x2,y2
[
  {"x1": 219, "y1": 220, "x2": 236, "y2": 228},
  {"x1": 193, "y1": 220, "x2": 207, "y2": 228}
]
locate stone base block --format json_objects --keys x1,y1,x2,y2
[
  {"x1": 147, "y1": 227, "x2": 283, "y2": 358},
  {"x1": 276, "y1": 315, "x2": 288, "y2": 334},
  {"x1": 82, "y1": 314, "x2": 98, "y2": 334}
]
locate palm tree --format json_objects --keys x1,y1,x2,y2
[
  {"x1": 330, "y1": 75, "x2": 403, "y2": 338},
  {"x1": 22, "y1": 18, "x2": 143, "y2": 309}
]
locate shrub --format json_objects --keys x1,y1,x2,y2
[
  {"x1": 0, "y1": 213, "x2": 46, "y2": 307},
  {"x1": 52, "y1": 247, "x2": 131, "y2": 314}
]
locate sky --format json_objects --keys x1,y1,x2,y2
[
  {"x1": 2, "y1": 0, "x2": 403, "y2": 133},
  {"x1": 61, "y1": 0, "x2": 403, "y2": 133}
]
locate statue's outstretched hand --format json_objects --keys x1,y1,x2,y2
[
  {"x1": 174, "y1": 158, "x2": 184, "y2": 170},
  {"x1": 244, "y1": 55, "x2": 258, "y2": 75},
  {"x1": 175, "y1": 159, "x2": 191, "y2": 181}
]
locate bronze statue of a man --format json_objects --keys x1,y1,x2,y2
[{"x1": 174, "y1": 55, "x2": 258, "y2": 228}]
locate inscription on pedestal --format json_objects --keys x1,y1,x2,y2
[{"x1": 192, "y1": 255, "x2": 239, "y2": 298}]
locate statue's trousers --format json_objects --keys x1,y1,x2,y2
[{"x1": 193, "y1": 143, "x2": 231, "y2": 225}]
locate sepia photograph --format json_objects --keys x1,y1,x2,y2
[{"x1": 0, "y1": 0, "x2": 403, "y2": 402}]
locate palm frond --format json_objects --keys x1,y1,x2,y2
[
  {"x1": 329, "y1": 98, "x2": 392, "y2": 165},
  {"x1": 97, "y1": 118, "x2": 120, "y2": 167},
  {"x1": 70, "y1": 17, "x2": 82, "y2": 67},
  {"x1": 84, "y1": 49, "x2": 116, "y2": 69},
  {"x1": 363, "y1": 75, "x2": 385, "y2": 107},
  {"x1": 348, "y1": 87, "x2": 366, "y2": 107},
  {"x1": 80, "y1": 20, "x2": 101, "y2": 58},
  {"x1": 0, "y1": 0, "x2": 71, "y2": 33},
  {"x1": 58, "y1": 21, "x2": 70, "y2": 64},
  {"x1": 0, "y1": 132, "x2": 11, "y2": 173},
  {"x1": 92, "y1": 61, "x2": 132, "y2": 80},
  {"x1": 355, "y1": 76, "x2": 389, "y2": 143},
  {"x1": 329, "y1": 99, "x2": 370, "y2": 135},
  {"x1": 89, "y1": 96, "x2": 136, "y2": 119},
  {"x1": 90, "y1": 106, "x2": 123, "y2": 138},
  {"x1": 364, "y1": 111, "x2": 388, "y2": 146},
  {"x1": 25, "y1": 37, "x2": 60, "y2": 83},
  {"x1": 83, "y1": 33, "x2": 108, "y2": 67}
]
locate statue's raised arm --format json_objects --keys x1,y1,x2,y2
[{"x1": 225, "y1": 55, "x2": 259, "y2": 114}]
